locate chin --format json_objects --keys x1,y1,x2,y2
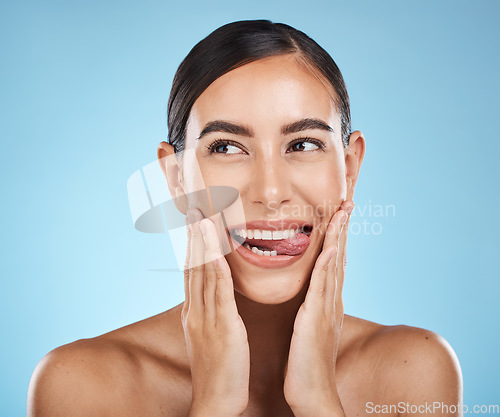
[{"x1": 232, "y1": 272, "x2": 308, "y2": 305}]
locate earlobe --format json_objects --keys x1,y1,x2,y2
[{"x1": 344, "y1": 131, "x2": 366, "y2": 200}]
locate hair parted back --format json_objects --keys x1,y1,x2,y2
[{"x1": 167, "y1": 19, "x2": 351, "y2": 154}]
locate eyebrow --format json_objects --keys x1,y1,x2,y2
[{"x1": 196, "y1": 118, "x2": 334, "y2": 140}]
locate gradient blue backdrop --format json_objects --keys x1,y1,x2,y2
[{"x1": 1, "y1": 0, "x2": 499, "y2": 415}]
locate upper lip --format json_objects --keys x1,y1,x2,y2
[{"x1": 228, "y1": 219, "x2": 313, "y2": 232}]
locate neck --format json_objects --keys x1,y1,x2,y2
[{"x1": 234, "y1": 283, "x2": 309, "y2": 396}]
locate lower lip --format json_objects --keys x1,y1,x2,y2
[{"x1": 228, "y1": 234, "x2": 308, "y2": 269}]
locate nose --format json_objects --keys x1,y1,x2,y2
[{"x1": 247, "y1": 153, "x2": 292, "y2": 210}]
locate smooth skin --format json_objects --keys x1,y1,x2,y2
[{"x1": 28, "y1": 54, "x2": 462, "y2": 417}]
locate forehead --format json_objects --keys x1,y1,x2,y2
[{"x1": 187, "y1": 54, "x2": 340, "y2": 137}]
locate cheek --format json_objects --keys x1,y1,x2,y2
[
  {"x1": 293, "y1": 161, "x2": 346, "y2": 214},
  {"x1": 192, "y1": 160, "x2": 248, "y2": 204},
  {"x1": 180, "y1": 150, "x2": 207, "y2": 192},
  {"x1": 182, "y1": 151, "x2": 241, "y2": 195}
]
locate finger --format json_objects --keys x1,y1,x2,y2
[
  {"x1": 304, "y1": 244, "x2": 337, "y2": 312},
  {"x1": 332, "y1": 200, "x2": 354, "y2": 307},
  {"x1": 182, "y1": 218, "x2": 192, "y2": 316},
  {"x1": 331, "y1": 264, "x2": 345, "y2": 345},
  {"x1": 304, "y1": 203, "x2": 347, "y2": 312},
  {"x1": 194, "y1": 222, "x2": 239, "y2": 329},
  {"x1": 336, "y1": 200, "x2": 354, "y2": 266},
  {"x1": 323, "y1": 201, "x2": 353, "y2": 302},
  {"x1": 214, "y1": 255, "x2": 240, "y2": 331},
  {"x1": 186, "y1": 208, "x2": 206, "y2": 315},
  {"x1": 325, "y1": 200, "x2": 353, "y2": 322},
  {"x1": 322, "y1": 207, "x2": 348, "y2": 253},
  {"x1": 321, "y1": 209, "x2": 348, "y2": 311},
  {"x1": 199, "y1": 218, "x2": 222, "y2": 325},
  {"x1": 334, "y1": 273, "x2": 345, "y2": 334},
  {"x1": 325, "y1": 241, "x2": 341, "y2": 319}
]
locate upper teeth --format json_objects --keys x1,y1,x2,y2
[{"x1": 232, "y1": 228, "x2": 301, "y2": 240}]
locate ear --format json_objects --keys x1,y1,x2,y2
[
  {"x1": 157, "y1": 141, "x2": 188, "y2": 214},
  {"x1": 345, "y1": 131, "x2": 366, "y2": 201}
]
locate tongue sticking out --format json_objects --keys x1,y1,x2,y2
[{"x1": 245, "y1": 232, "x2": 310, "y2": 256}]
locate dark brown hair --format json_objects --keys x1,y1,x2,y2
[{"x1": 167, "y1": 19, "x2": 351, "y2": 154}]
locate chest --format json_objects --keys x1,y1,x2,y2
[
  {"x1": 117, "y1": 354, "x2": 395, "y2": 417},
  {"x1": 155, "y1": 377, "x2": 389, "y2": 417}
]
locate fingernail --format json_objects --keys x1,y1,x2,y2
[{"x1": 345, "y1": 204, "x2": 354, "y2": 215}]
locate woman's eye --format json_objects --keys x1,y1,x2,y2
[
  {"x1": 208, "y1": 141, "x2": 244, "y2": 155},
  {"x1": 287, "y1": 139, "x2": 324, "y2": 153}
]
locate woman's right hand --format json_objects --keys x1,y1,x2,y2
[{"x1": 183, "y1": 208, "x2": 250, "y2": 417}]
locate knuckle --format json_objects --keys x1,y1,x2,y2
[
  {"x1": 317, "y1": 287, "x2": 327, "y2": 298},
  {"x1": 216, "y1": 291, "x2": 229, "y2": 305},
  {"x1": 184, "y1": 266, "x2": 194, "y2": 279},
  {"x1": 216, "y1": 268, "x2": 226, "y2": 280},
  {"x1": 192, "y1": 264, "x2": 203, "y2": 276},
  {"x1": 205, "y1": 270, "x2": 216, "y2": 282}
]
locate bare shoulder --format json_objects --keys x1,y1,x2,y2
[
  {"x1": 370, "y1": 323, "x2": 462, "y2": 388},
  {"x1": 28, "y1": 337, "x2": 137, "y2": 416},
  {"x1": 28, "y1": 303, "x2": 191, "y2": 417},
  {"x1": 345, "y1": 316, "x2": 463, "y2": 408}
]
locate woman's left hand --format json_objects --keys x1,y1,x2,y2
[{"x1": 283, "y1": 199, "x2": 354, "y2": 417}]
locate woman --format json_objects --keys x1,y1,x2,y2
[{"x1": 28, "y1": 19, "x2": 462, "y2": 417}]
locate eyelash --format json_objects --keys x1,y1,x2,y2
[{"x1": 206, "y1": 137, "x2": 326, "y2": 155}]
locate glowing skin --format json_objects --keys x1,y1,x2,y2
[
  {"x1": 167, "y1": 53, "x2": 360, "y2": 304},
  {"x1": 27, "y1": 54, "x2": 462, "y2": 417}
]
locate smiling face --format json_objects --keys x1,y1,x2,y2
[{"x1": 164, "y1": 53, "x2": 363, "y2": 304}]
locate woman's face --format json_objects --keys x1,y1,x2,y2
[{"x1": 180, "y1": 54, "x2": 354, "y2": 304}]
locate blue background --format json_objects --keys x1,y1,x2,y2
[{"x1": 1, "y1": 0, "x2": 499, "y2": 415}]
